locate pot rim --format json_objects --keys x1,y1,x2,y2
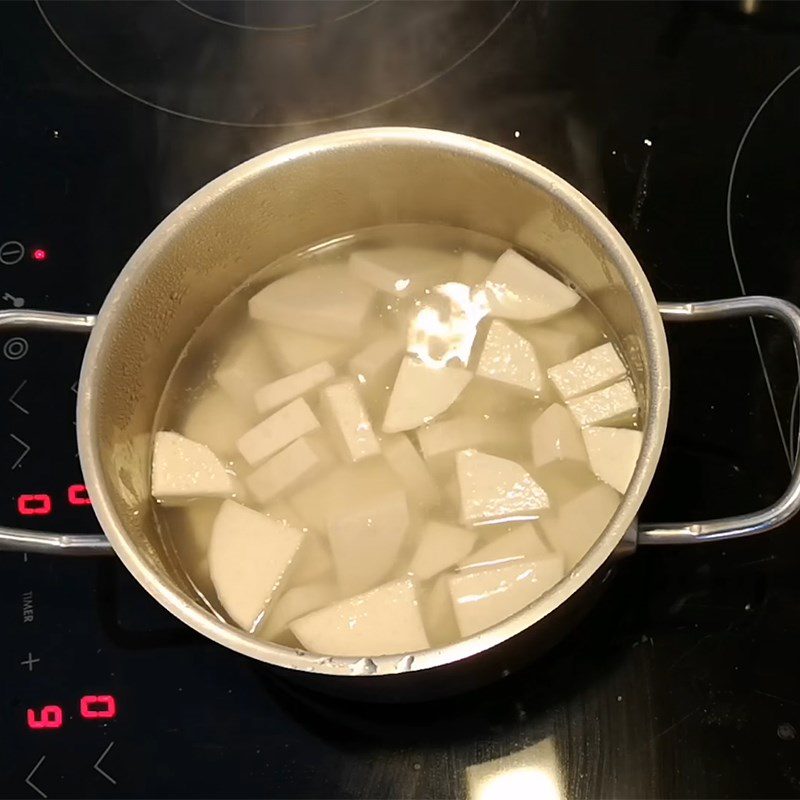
[{"x1": 77, "y1": 127, "x2": 670, "y2": 678}]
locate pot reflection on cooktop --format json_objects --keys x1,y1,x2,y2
[
  {"x1": 37, "y1": 0, "x2": 516, "y2": 127},
  {"x1": 464, "y1": 739, "x2": 563, "y2": 800}
]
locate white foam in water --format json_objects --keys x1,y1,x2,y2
[{"x1": 152, "y1": 223, "x2": 639, "y2": 656}]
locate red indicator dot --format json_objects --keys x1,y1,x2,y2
[
  {"x1": 17, "y1": 494, "x2": 52, "y2": 516},
  {"x1": 67, "y1": 484, "x2": 91, "y2": 506},
  {"x1": 80, "y1": 694, "x2": 116, "y2": 719},
  {"x1": 27, "y1": 705, "x2": 63, "y2": 730},
  {"x1": 32, "y1": 248, "x2": 47, "y2": 261}
]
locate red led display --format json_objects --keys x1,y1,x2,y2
[
  {"x1": 17, "y1": 494, "x2": 52, "y2": 516},
  {"x1": 16, "y1": 486, "x2": 95, "y2": 516},
  {"x1": 68, "y1": 484, "x2": 91, "y2": 506},
  {"x1": 27, "y1": 705, "x2": 63, "y2": 730},
  {"x1": 27, "y1": 695, "x2": 117, "y2": 730},
  {"x1": 32, "y1": 248, "x2": 47, "y2": 261},
  {"x1": 80, "y1": 694, "x2": 116, "y2": 719}
]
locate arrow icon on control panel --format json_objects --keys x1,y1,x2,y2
[
  {"x1": 10, "y1": 434, "x2": 30, "y2": 469},
  {"x1": 93, "y1": 741, "x2": 117, "y2": 785},
  {"x1": 9, "y1": 380, "x2": 29, "y2": 414},
  {"x1": 25, "y1": 755, "x2": 47, "y2": 798}
]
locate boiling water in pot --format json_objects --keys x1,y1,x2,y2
[{"x1": 151, "y1": 223, "x2": 640, "y2": 656}]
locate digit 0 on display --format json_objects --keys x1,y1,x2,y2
[
  {"x1": 80, "y1": 694, "x2": 116, "y2": 719},
  {"x1": 17, "y1": 494, "x2": 52, "y2": 516},
  {"x1": 67, "y1": 484, "x2": 91, "y2": 505}
]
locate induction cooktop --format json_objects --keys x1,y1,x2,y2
[{"x1": 2, "y1": 2, "x2": 800, "y2": 797}]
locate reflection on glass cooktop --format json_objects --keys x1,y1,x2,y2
[{"x1": 2, "y1": 2, "x2": 800, "y2": 797}]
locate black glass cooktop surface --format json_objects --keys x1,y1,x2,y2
[{"x1": 2, "y1": 2, "x2": 800, "y2": 797}]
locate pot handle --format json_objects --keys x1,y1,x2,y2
[
  {"x1": 638, "y1": 295, "x2": 800, "y2": 545},
  {"x1": 0, "y1": 309, "x2": 114, "y2": 555}
]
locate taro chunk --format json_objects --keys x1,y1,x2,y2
[
  {"x1": 290, "y1": 579, "x2": 430, "y2": 657},
  {"x1": 485, "y1": 250, "x2": 579, "y2": 322},
  {"x1": 151, "y1": 432, "x2": 234, "y2": 504}
]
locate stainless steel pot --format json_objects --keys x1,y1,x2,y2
[{"x1": 2, "y1": 128, "x2": 799, "y2": 699}]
